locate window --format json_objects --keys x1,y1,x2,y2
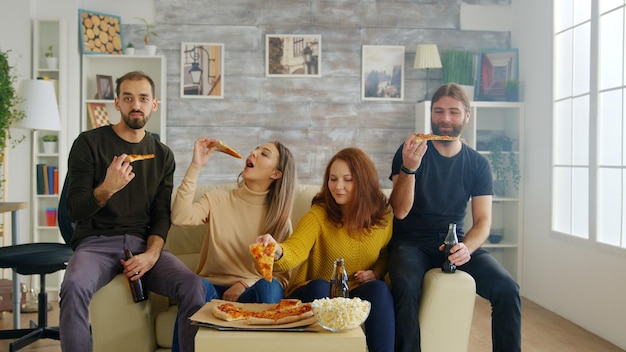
[{"x1": 553, "y1": 0, "x2": 626, "y2": 248}]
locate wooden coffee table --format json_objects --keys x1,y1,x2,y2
[{"x1": 195, "y1": 323, "x2": 366, "y2": 352}]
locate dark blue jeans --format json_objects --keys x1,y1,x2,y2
[
  {"x1": 291, "y1": 279, "x2": 395, "y2": 352},
  {"x1": 388, "y1": 235, "x2": 521, "y2": 352},
  {"x1": 171, "y1": 277, "x2": 283, "y2": 352}
]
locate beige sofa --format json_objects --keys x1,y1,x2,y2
[{"x1": 88, "y1": 184, "x2": 476, "y2": 352}]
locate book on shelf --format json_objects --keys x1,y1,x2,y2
[
  {"x1": 42, "y1": 165, "x2": 48, "y2": 194},
  {"x1": 36, "y1": 164, "x2": 58, "y2": 195},
  {"x1": 36, "y1": 164, "x2": 45, "y2": 195},
  {"x1": 47, "y1": 166, "x2": 56, "y2": 195}
]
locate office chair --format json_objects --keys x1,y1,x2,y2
[{"x1": 0, "y1": 177, "x2": 74, "y2": 351}]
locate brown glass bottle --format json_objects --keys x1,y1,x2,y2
[
  {"x1": 442, "y1": 223, "x2": 458, "y2": 273},
  {"x1": 124, "y1": 249, "x2": 148, "y2": 302},
  {"x1": 330, "y1": 258, "x2": 349, "y2": 298}
]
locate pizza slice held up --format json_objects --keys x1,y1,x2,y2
[
  {"x1": 124, "y1": 153, "x2": 155, "y2": 163},
  {"x1": 413, "y1": 133, "x2": 458, "y2": 143},
  {"x1": 210, "y1": 140, "x2": 242, "y2": 159},
  {"x1": 249, "y1": 242, "x2": 275, "y2": 282}
]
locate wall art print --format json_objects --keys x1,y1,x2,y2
[
  {"x1": 361, "y1": 45, "x2": 405, "y2": 101},
  {"x1": 79, "y1": 9, "x2": 124, "y2": 55},
  {"x1": 181, "y1": 43, "x2": 224, "y2": 99},
  {"x1": 475, "y1": 48, "x2": 519, "y2": 101},
  {"x1": 266, "y1": 35, "x2": 321, "y2": 77}
]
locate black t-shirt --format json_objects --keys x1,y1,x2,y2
[
  {"x1": 66, "y1": 126, "x2": 175, "y2": 249},
  {"x1": 389, "y1": 141, "x2": 493, "y2": 238}
]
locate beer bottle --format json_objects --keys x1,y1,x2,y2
[
  {"x1": 442, "y1": 223, "x2": 458, "y2": 273},
  {"x1": 124, "y1": 249, "x2": 148, "y2": 302},
  {"x1": 330, "y1": 258, "x2": 349, "y2": 298}
]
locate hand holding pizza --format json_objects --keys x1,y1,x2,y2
[
  {"x1": 401, "y1": 134, "x2": 427, "y2": 172},
  {"x1": 192, "y1": 137, "x2": 220, "y2": 167}
]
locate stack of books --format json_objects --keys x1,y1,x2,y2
[{"x1": 35, "y1": 164, "x2": 58, "y2": 195}]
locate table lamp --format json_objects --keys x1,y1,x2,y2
[
  {"x1": 414, "y1": 44, "x2": 442, "y2": 102},
  {"x1": 15, "y1": 79, "x2": 61, "y2": 131}
]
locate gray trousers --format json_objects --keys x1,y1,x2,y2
[{"x1": 59, "y1": 234, "x2": 205, "y2": 352}]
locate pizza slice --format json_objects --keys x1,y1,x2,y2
[
  {"x1": 212, "y1": 302, "x2": 250, "y2": 322},
  {"x1": 249, "y1": 242, "x2": 275, "y2": 282},
  {"x1": 413, "y1": 133, "x2": 458, "y2": 143},
  {"x1": 264, "y1": 299, "x2": 302, "y2": 313},
  {"x1": 209, "y1": 140, "x2": 242, "y2": 159},
  {"x1": 124, "y1": 153, "x2": 155, "y2": 163},
  {"x1": 246, "y1": 303, "x2": 313, "y2": 325}
]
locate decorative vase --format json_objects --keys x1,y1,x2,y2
[
  {"x1": 43, "y1": 141, "x2": 57, "y2": 154},
  {"x1": 46, "y1": 57, "x2": 58, "y2": 69},
  {"x1": 125, "y1": 47, "x2": 135, "y2": 56},
  {"x1": 144, "y1": 45, "x2": 157, "y2": 56}
]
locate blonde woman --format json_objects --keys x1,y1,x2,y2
[{"x1": 170, "y1": 137, "x2": 296, "y2": 351}]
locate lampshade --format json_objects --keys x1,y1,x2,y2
[
  {"x1": 14, "y1": 79, "x2": 61, "y2": 131},
  {"x1": 414, "y1": 44, "x2": 442, "y2": 70}
]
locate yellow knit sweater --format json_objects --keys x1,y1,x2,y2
[
  {"x1": 171, "y1": 163, "x2": 291, "y2": 289},
  {"x1": 274, "y1": 204, "x2": 392, "y2": 296}
]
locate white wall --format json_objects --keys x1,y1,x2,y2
[{"x1": 513, "y1": 0, "x2": 626, "y2": 349}]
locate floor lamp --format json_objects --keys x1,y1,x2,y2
[
  {"x1": 414, "y1": 44, "x2": 442, "y2": 102},
  {"x1": 10, "y1": 79, "x2": 61, "y2": 325}
]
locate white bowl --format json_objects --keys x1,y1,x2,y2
[{"x1": 311, "y1": 297, "x2": 371, "y2": 332}]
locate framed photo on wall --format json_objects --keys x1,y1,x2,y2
[
  {"x1": 96, "y1": 74, "x2": 114, "y2": 100},
  {"x1": 266, "y1": 35, "x2": 321, "y2": 77},
  {"x1": 79, "y1": 9, "x2": 123, "y2": 55},
  {"x1": 180, "y1": 43, "x2": 224, "y2": 99},
  {"x1": 475, "y1": 48, "x2": 519, "y2": 101},
  {"x1": 361, "y1": 45, "x2": 405, "y2": 101}
]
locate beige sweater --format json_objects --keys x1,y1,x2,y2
[{"x1": 171, "y1": 164, "x2": 291, "y2": 289}]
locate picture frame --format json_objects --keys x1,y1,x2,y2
[
  {"x1": 96, "y1": 75, "x2": 114, "y2": 100},
  {"x1": 475, "y1": 48, "x2": 519, "y2": 101},
  {"x1": 86, "y1": 102, "x2": 110, "y2": 129},
  {"x1": 180, "y1": 43, "x2": 225, "y2": 99},
  {"x1": 78, "y1": 9, "x2": 124, "y2": 55},
  {"x1": 266, "y1": 35, "x2": 321, "y2": 77},
  {"x1": 361, "y1": 45, "x2": 405, "y2": 101}
]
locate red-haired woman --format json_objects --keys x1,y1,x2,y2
[{"x1": 258, "y1": 147, "x2": 394, "y2": 352}]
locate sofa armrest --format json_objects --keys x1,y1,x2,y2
[{"x1": 90, "y1": 274, "x2": 170, "y2": 352}]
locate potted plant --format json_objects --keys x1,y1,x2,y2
[
  {"x1": 44, "y1": 45, "x2": 58, "y2": 69},
  {"x1": 0, "y1": 49, "x2": 26, "y2": 189},
  {"x1": 135, "y1": 17, "x2": 157, "y2": 55},
  {"x1": 485, "y1": 135, "x2": 521, "y2": 196},
  {"x1": 441, "y1": 49, "x2": 476, "y2": 99},
  {"x1": 504, "y1": 79, "x2": 520, "y2": 102},
  {"x1": 42, "y1": 134, "x2": 58, "y2": 154},
  {"x1": 125, "y1": 42, "x2": 135, "y2": 56}
]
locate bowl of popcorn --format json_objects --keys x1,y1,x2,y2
[{"x1": 311, "y1": 297, "x2": 371, "y2": 332}]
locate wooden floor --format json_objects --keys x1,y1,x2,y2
[{"x1": 0, "y1": 297, "x2": 624, "y2": 351}]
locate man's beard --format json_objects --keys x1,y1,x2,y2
[
  {"x1": 432, "y1": 121, "x2": 466, "y2": 138},
  {"x1": 121, "y1": 110, "x2": 148, "y2": 129}
]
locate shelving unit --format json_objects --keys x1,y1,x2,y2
[
  {"x1": 80, "y1": 55, "x2": 167, "y2": 142},
  {"x1": 416, "y1": 101, "x2": 524, "y2": 282},
  {"x1": 31, "y1": 18, "x2": 68, "y2": 293}
]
